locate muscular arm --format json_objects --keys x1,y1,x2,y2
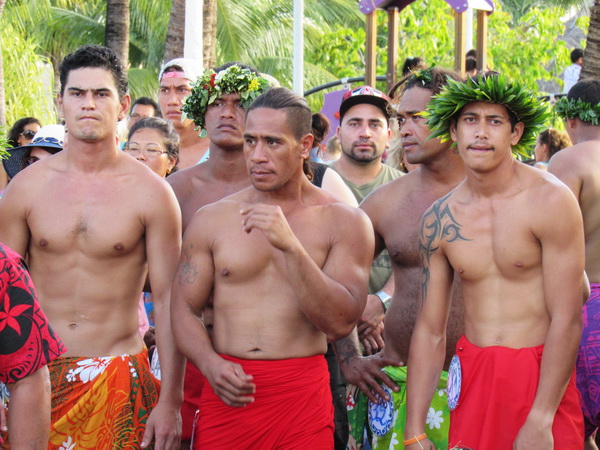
[
  {"x1": 404, "y1": 199, "x2": 455, "y2": 444},
  {"x1": 515, "y1": 186, "x2": 585, "y2": 448},
  {"x1": 0, "y1": 176, "x2": 32, "y2": 257},
  {"x1": 141, "y1": 184, "x2": 185, "y2": 449},
  {"x1": 6, "y1": 366, "x2": 51, "y2": 449},
  {"x1": 170, "y1": 209, "x2": 256, "y2": 408},
  {"x1": 241, "y1": 203, "x2": 374, "y2": 341}
]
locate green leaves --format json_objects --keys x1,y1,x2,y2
[
  {"x1": 181, "y1": 65, "x2": 270, "y2": 136},
  {"x1": 555, "y1": 97, "x2": 600, "y2": 126},
  {"x1": 426, "y1": 74, "x2": 551, "y2": 156}
]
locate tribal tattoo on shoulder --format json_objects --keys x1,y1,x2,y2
[
  {"x1": 418, "y1": 192, "x2": 470, "y2": 305},
  {"x1": 176, "y1": 244, "x2": 200, "y2": 285}
]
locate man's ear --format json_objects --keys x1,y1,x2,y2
[
  {"x1": 300, "y1": 133, "x2": 314, "y2": 160},
  {"x1": 450, "y1": 119, "x2": 458, "y2": 142},
  {"x1": 118, "y1": 94, "x2": 132, "y2": 122},
  {"x1": 510, "y1": 122, "x2": 525, "y2": 147}
]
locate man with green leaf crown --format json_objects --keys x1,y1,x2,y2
[
  {"x1": 167, "y1": 63, "x2": 271, "y2": 447},
  {"x1": 404, "y1": 73, "x2": 585, "y2": 449},
  {"x1": 549, "y1": 79, "x2": 600, "y2": 450}
]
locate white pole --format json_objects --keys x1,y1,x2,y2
[
  {"x1": 293, "y1": 0, "x2": 304, "y2": 95},
  {"x1": 465, "y1": 7, "x2": 473, "y2": 53},
  {"x1": 184, "y1": 0, "x2": 203, "y2": 62}
]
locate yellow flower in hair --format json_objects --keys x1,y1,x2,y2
[{"x1": 248, "y1": 78, "x2": 260, "y2": 92}]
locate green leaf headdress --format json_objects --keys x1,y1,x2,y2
[
  {"x1": 555, "y1": 96, "x2": 600, "y2": 126},
  {"x1": 425, "y1": 74, "x2": 550, "y2": 154},
  {"x1": 182, "y1": 65, "x2": 271, "y2": 138}
]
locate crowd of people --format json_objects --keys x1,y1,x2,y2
[{"x1": 0, "y1": 41, "x2": 598, "y2": 450}]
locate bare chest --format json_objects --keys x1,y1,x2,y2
[
  {"x1": 212, "y1": 213, "x2": 330, "y2": 283},
  {"x1": 28, "y1": 183, "x2": 145, "y2": 257},
  {"x1": 443, "y1": 201, "x2": 540, "y2": 281}
]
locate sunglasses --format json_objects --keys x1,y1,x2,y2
[{"x1": 20, "y1": 130, "x2": 36, "y2": 140}]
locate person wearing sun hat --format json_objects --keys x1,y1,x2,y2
[
  {"x1": 404, "y1": 73, "x2": 584, "y2": 449},
  {"x1": 3, "y1": 124, "x2": 65, "y2": 180},
  {"x1": 549, "y1": 79, "x2": 600, "y2": 448}
]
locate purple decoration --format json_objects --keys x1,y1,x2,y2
[
  {"x1": 320, "y1": 89, "x2": 349, "y2": 143},
  {"x1": 359, "y1": 0, "x2": 494, "y2": 15}
]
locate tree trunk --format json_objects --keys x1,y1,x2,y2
[
  {"x1": 0, "y1": 0, "x2": 5, "y2": 127},
  {"x1": 105, "y1": 0, "x2": 130, "y2": 67},
  {"x1": 203, "y1": 0, "x2": 217, "y2": 69},
  {"x1": 164, "y1": 0, "x2": 186, "y2": 62},
  {"x1": 581, "y1": 0, "x2": 600, "y2": 79}
]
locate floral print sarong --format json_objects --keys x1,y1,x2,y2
[{"x1": 48, "y1": 349, "x2": 160, "y2": 449}]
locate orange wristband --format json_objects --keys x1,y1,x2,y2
[{"x1": 403, "y1": 433, "x2": 427, "y2": 446}]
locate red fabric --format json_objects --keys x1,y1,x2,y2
[
  {"x1": 193, "y1": 354, "x2": 333, "y2": 449},
  {"x1": 181, "y1": 360, "x2": 204, "y2": 440},
  {"x1": 449, "y1": 335, "x2": 584, "y2": 449},
  {"x1": 0, "y1": 243, "x2": 65, "y2": 384}
]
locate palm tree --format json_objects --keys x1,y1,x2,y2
[
  {"x1": 582, "y1": 0, "x2": 600, "y2": 78},
  {"x1": 164, "y1": 0, "x2": 185, "y2": 62},
  {"x1": 203, "y1": 0, "x2": 217, "y2": 68},
  {"x1": 543, "y1": 0, "x2": 599, "y2": 79},
  {"x1": 105, "y1": 0, "x2": 130, "y2": 66}
]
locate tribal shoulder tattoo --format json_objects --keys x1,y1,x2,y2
[{"x1": 418, "y1": 192, "x2": 470, "y2": 305}]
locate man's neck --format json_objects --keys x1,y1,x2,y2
[
  {"x1": 177, "y1": 124, "x2": 209, "y2": 169},
  {"x1": 65, "y1": 138, "x2": 120, "y2": 173},
  {"x1": 573, "y1": 125, "x2": 600, "y2": 145},
  {"x1": 421, "y1": 151, "x2": 466, "y2": 186},
  {"x1": 333, "y1": 155, "x2": 383, "y2": 186},
  {"x1": 465, "y1": 153, "x2": 519, "y2": 198},
  {"x1": 206, "y1": 144, "x2": 248, "y2": 181}
]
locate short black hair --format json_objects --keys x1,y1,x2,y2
[
  {"x1": 390, "y1": 66, "x2": 463, "y2": 102},
  {"x1": 466, "y1": 57, "x2": 477, "y2": 73},
  {"x1": 59, "y1": 45, "x2": 128, "y2": 98},
  {"x1": 401, "y1": 57, "x2": 424, "y2": 76},
  {"x1": 567, "y1": 79, "x2": 600, "y2": 106},
  {"x1": 247, "y1": 87, "x2": 312, "y2": 140},
  {"x1": 213, "y1": 62, "x2": 259, "y2": 74},
  {"x1": 131, "y1": 97, "x2": 161, "y2": 118},
  {"x1": 571, "y1": 48, "x2": 584, "y2": 63}
]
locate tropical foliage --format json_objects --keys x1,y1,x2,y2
[{"x1": 0, "y1": 0, "x2": 593, "y2": 132}]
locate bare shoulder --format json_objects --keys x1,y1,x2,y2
[
  {"x1": 521, "y1": 163, "x2": 580, "y2": 218},
  {"x1": 167, "y1": 163, "x2": 209, "y2": 195},
  {"x1": 550, "y1": 141, "x2": 600, "y2": 172},
  {"x1": 361, "y1": 170, "x2": 415, "y2": 214},
  {"x1": 185, "y1": 188, "x2": 252, "y2": 236}
]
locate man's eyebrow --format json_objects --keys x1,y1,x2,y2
[{"x1": 67, "y1": 87, "x2": 112, "y2": 94}]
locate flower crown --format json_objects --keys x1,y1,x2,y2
[
  {"x1": 554, "y1": 96, "x2": 600, "y2": 126},
  {"x1": 182, "y1": 65, "x2": 270, "y2": 137},
  {"x1": 425, "y1": 74, "x2": 550, "y2": 155},
  {"x1": 410, "y1": 66, "x2": 435, "y2": 85}
]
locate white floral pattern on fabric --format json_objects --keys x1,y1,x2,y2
[
  {"x1": 65, "y1": 357, "x2": 114, "y2": 383},
  {"x1": 59, "y1": 436, "x2": 76, "y2": 450},
  {"x1": 389, "y1": 432, "x2": 399, "y2": 448},
  {"x1": 426, "y1": 407, "x2": 444, "y2": 430}
]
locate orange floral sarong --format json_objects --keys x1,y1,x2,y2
[{"x1": 48, "y1": 349, "x2": 160, "y2": 449}]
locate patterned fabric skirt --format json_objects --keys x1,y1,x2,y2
[{"x1": 48, "y1": 348, "x2": 160, "y2": 449}]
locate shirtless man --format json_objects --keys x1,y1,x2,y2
[
  {"x1": 404, "y1": 74, "x2": 584, "y2": 449},
  {"x1": 0, "y1": 45, "x2": 184, "y2": 449},
  {"x1": 167, "y1": 62, "x2": 269, "y2": 447},
  {"x1": 171, "y1": 87, "x2": 374, "y2": 448},
  {"x1": 549, "y1": 79, "x2": 600, "y2": 448},
  {"x1": 158, "y1": 58, "x2": 209, "y2": 169},
  {"x1": 337, "y1": 67, "x2": 465, "y2": 449}
]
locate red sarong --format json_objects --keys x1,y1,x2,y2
[
  {"x1": 449, "y1": 335, "x2": 583, "y2": 449},
  {"x1": 48, "y1": 349, "x2": 160, "y2": 449},
  {"x1": 193, "y1": 354, "x2": 333, "y2": 449}
]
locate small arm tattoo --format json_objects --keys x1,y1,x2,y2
[{"x1": 176, "y1": 244, "x2": 200, "y2": 285}]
